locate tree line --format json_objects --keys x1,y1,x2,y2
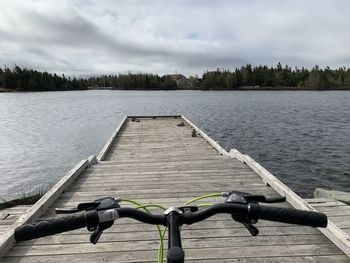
[
  {"x1": 1, "y1": 64, "x2": 350, "y2": 91},
  {"x1": 87, "y1": 73, "x2": 177, "y2": 90},
  {"x1": 0, "y1": 66, "x2": 87, "y2": 91},
  {"x1": 0, "y1": 66, "x2": 177, "y2": 91},
  {"x1": 199, "y1": 63, "x2": 350, "y2": 90}
]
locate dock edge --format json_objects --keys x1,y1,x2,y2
[
  {"x1": 1, "y1": 115, "x2": 349, "y2": 260},
  {"x1": 0, "y1": 158, "x2": 92, "y2": 258},
  {"x1": 229, "y1": 149, "x2": 350, "y2": 258}
]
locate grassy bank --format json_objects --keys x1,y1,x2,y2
[
  {"x1": 0, "y1": 87, "x2": 16, "y2": 92},
  {"x1": 0, "y1": 185, "x2": 50, "y2": 210}
]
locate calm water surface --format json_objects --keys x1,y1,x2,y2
[{"x1": 0, "y1": 90, "x2": 349, "y2": 199}]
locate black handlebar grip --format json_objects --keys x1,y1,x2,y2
[
  {"x1": 258, "y1": 205, "x2": 327, "y2": 228},
  {"x1": 14, "y1": 214, "x2": 86, "y2": 242}
]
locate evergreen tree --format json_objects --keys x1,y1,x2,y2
[
  {"x1": 0, "y1": 66, "x2": 87, "y2": 91},
  {"x1": 2, "y1": 64, "x2": 350, "y2": 92}
]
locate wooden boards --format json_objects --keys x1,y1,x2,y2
[
  {"x1": 0, "y1": 159, "x2": 90, "y2": 258},
  {"x1": 314, "y1": 188, "x2": 350, "y2": 205},
  {"x1": 1, "y1": 116, "x2": 348, "y2": 262},
  {"x1": 229, "y1": 149, "x2": 350, "y2": 258},
  {"x1": 97, "y1": 116, "x2": 127, "y2": 161}
]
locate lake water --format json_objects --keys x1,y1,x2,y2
[{"x1": 0, "y1": 90, "x2": 349, "y2": 200}]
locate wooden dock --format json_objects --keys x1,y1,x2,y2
[
  {"x1": 1, "y1": 116, "x2": 350, "y2": 262},
  {"x1": 0, "y1": 206, "x2": 31, "y2": 235}
]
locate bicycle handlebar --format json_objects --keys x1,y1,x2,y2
[
  {"x1": 118, "y1": 207, "x2": 166, "y2": 225},
  {"x1": 14, "y1": 213, "x2": 87, "y2": 241},
  {"x1": 257, "y1": 204, "x2": 327, "y2": 227},
  {"x1": 14, "y1": 203, "x2": 327, "y2": 242}
]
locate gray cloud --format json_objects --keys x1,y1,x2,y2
[{"x1": 0, "y1": 0, "x2": 349, "y2": 76}]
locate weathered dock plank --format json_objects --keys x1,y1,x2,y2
[
  {"x1": 0, "y1": 159, "x2": 90, "y2": 258},
  {"x1": 307, "y1": 198, "x2": 350, "y2": 236},
  {"x1": 1, "y1": 116, "x2": 349, "y2": 262},
  {"x1": 0, "y1": 206, "x2": 31, "y2": 234},
  {"x1": 230, "y1": 149, "x2": 350, "y2": 257}
]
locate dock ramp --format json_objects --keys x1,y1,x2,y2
[{"x1": 1, "y1": 116, "x2": 349, "y2": 262}]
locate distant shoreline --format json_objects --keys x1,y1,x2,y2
[
  {"x1": 2, "y1": 86, "x2": 350, "y2": 93},
  {"x1": 87, "y1": 86, "x2": 350, "y2": 91},
  {"x1": 2, "y1": 65, "x2": 350, "y2": 92}
]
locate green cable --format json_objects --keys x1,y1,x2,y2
[
  {"x1": 122, "y1": 194, "x2": 222, "y2": 263},
  {"x1": 121, "y1": 198, "x2": 146, "y2": 208},
  {"x1": 121, "y1": 198, "x2": 166, "y2": 263},
  {"x1": 135, "y1": 204, "x2": 166, "y2": 211},
  {"x1": 135, "y1": 201, "x2": 168, "y2": 262},
  {"x1": 184, "y1": 193, "x2": 222, "y2": 205},
  {"x1": 157, "y1": 193, "x2": 223, "y2": 262},
  {"x1": 196, "y1": 203, "x2": 214, "y2": 207}
]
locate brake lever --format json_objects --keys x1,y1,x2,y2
[
  {"x1": 56, "y1": 197, "x2": 121, "y2": 244},
  {"x1": 89, "y1": 218, "x2": 117, "y2": 244},
  {"x1": 224, "y1": 191, "x2": 285, "y2": 236},
  {"x1": 224, "y1": 191, "x2": 286, "y2": 204},
  {"x1": 242, "y1": 222, "x2": 259, "y2": 236},
  {"x1": 55, "y1": 197, "x2": 121, "y2": 215},
  {"x1": 263, "y1": 196, "x2": 286, "y2": 203},
  {"x1": 55, "y1": 201, "x2": 101, "y2": 214},
  {"x1": 90, "y1": 225, "x2": 104, "y2": 244},
  {"x1": 55, "y1": 207, "x2": 80, "y2": 214},
  {"x1": 231, "y1": 211, "x2": 260, "y2": 237}
]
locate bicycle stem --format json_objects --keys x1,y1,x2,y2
[{"x1": 167, "y1": 211, "x2": 185, "y2": 263}]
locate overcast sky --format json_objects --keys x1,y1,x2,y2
[{"x1": 0, "y1": 0, "x2": 350, "y2": 76}]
